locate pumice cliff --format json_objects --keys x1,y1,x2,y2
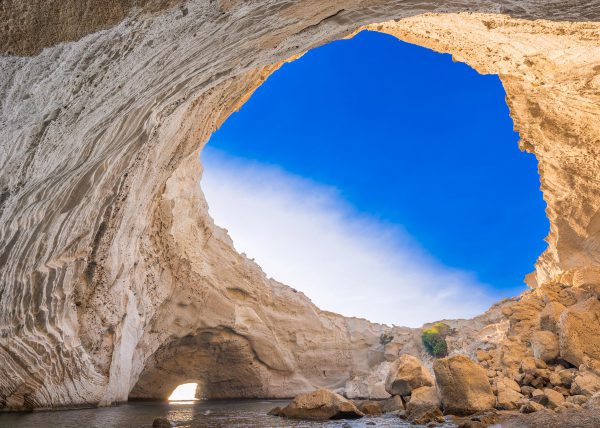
[{"x1": 1, "y1": 0, "x2": 600, "y2": 411}]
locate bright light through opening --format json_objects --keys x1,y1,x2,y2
[{"x1": 168, "y1": 382, "x2": 198, "y2": 401}]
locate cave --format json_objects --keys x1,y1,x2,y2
[{"x1": 1, "y1": 0, "x2": 600, "y2": 417}]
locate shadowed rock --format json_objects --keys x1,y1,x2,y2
[{"x1": 385, "y1": 354, "x2": 434, "y2": 396}]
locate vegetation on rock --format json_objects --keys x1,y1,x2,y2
[{"x1": 422, "y1": 322, "x2": 450, "y2": 358}]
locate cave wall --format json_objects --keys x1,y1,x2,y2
[{"x1": 0, "y1": 0, "x2": 599, "y2": 410}]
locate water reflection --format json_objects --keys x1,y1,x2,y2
[{"x1": 0, "y1": 399, "x2": 457, "y2": 427}]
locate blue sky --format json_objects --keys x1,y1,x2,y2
[{"x1": 201, "y1": 30, "x2": 548, "y2": 326}]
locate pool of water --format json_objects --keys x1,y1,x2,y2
[{"x1": 0, "y1": 399, "x2": 459, "y2": 427}]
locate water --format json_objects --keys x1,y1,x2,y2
[{"x1": 0, "y1": 400, "x2": 458, "y2": 427}]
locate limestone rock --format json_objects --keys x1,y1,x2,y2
[
  {"x1": 406, "y1": 386, "x2": 441, "y2": 421},
  {"x1": 152, "y1": 418, "x2": 173, "y2": 428},
  {"x1": 558, "y1": 368, "x2": 578, "y2": 388},
  {"x1": 279, "y1": 389, "x2": 364, "y2": 420},
  {"x1": 520, "y1": 358, "x2": 538, "y2": 373},
  {"x1": 542, "y1": 388, "x2": 565, "y2": 408},
  {"x1": 380, "y1": 394, "x2": 404, "y2": 412},
  {"x1": 434, "y1": 355, "x2": 496, "y2": 415},
  {"x1": 455, "y1": 410, "x2": 500, "y2": 427},
  {"x1": 385, "y1": 354, "x2": 433, "y2": 396},
  {"x1": 531, "y1": 331, "x2": 560, "y2": 362},
  {"x1": 558, "y1": 298, "x2": 600, "y2": 370},
  {"x1": 549, "y1": 372, "x2": 562, "y2": 386},
  {"x1": 356, "y1": 400, "x2": 383, "y2": 415},
  {"x1": 539, "y1": 302, "x2": 566, "y2": 334},
  {"x1": 520, "y1": 401, "x2": 545, "y2": 414},
  {"x1": 1, "y1": 0, "x2": 600, "y2": 411},
  {"x1": 267, "y1": 406, "x2": 283, "y2": 416},
  {"x1": 521, "y1": 386, "x2": 535, "y2": 397},
  {"x1": 567, "y1": 395, "x2": 588, "y2": 406},
  {"x1": 571, "y1": 371, "x2": 600, "y2": 396},
  {"x1": 495, "y1": 377, "x2": 524, "y2": 410},
  {"x1": 410, "y1": 407, "x2": 445, "y2": 425}
]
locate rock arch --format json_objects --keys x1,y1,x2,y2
[{"x1": 1, "y1": 0, "x2": 599, "y2": 410}]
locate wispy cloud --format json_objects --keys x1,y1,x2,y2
[{"x1": 201, "y1": 148, "x2": 499, "y2": 327}]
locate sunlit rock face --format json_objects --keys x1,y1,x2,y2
[{"x1": 1, "y1": 0, "x2": 600, "y2": 410}]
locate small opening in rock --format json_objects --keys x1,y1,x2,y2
[{"x1": 168, "y1": 382, "x2": 199, "y2": 402}]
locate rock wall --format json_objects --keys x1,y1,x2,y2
[{"x1": 1, "y1": 0, "x2": 599, "y2": 410}]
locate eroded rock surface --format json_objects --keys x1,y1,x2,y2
[
  {"x1": 275, "y1": 389, "x2": 364, "y2": 420},
  {"x1": 433, "y1": 355, "x2": 496, "y2": 415},
  {"x1": 1, "y1": 0, "x2": 600, "y2": 412},
  {"x1": 385, "y1": 354, "x2": 434, "y2": 396}
]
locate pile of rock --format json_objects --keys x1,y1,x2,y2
[
  {"x1": 268, "y1": 387, "x2": 408, "y2": 421},
  {"x1": 270, "y1": 347, "x2": 600, "y2": 424},
  {"x1": 503, "y1": 356, "x2": 600, "y2": 413},
  {"x1": 384, "y1": 354, "x2": 444, "y2": 424}
]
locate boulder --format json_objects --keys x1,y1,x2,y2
[
  {"x1": 539, "y1": 301, "x2": 566, "y2": 333},
  {"x1": 456, "y1": 409, "x2": 500, "y2": 427},
  {"x1": 495, "y1": 377, "x2": 524, "y2": 410},
  {"x1": 433, "y1": 355, "x2": 496, "y2": 415},
  {"x1": 549, "y1": 372, "x2": 562, "y2": 386},
  {"x1": 531, "y1": 393, "x2": 549, "y2": 407},
  {"x1": 567, "y1": 395, "x2": 588, "y2": 405},
  {"x1": 558, "y1": 368, "x2": 578, "y2": 387},
  {"x1": 520, "y1": 401, "x2": 545, "y2": 413},
  {"x1": 531, "y1": 389, "x2": 544, "y2": 398},
  {"x1": 380, "y1": 395, "x2": 404, "y2": 412},
  {"x1": 410, "y1": 408, "x2": 444, "y2": 425},
  {"x1": 152, "y1": 418, "x2": 173, "y2": 428},
  {"x1": 558, "y1": 298, "x2": 600, "y2": 369},
  {"x1": 553, "y1": 385, "x2": 570, "y2": 396},
  {"x1": 530, "y1": 377, "x2": 545, "y2": 389},
  {"x1": 385, "y1": 354, "x2": 433, "y2": 396},
  {"x1": 278, "y1": 389, "x2": 364, "y2": 420},
  {"x1": 355, "y1": 400, "x2": 383, "y2": 415},
  {"x1": 406, "y1": 386, "x2": 441, "y2": 422},
  {"x1": 570, "y1": 370, "x2": 600, "y2": 396},
  {"x1": 521, "y1": 373, "x2": 535, "y2": 385},
  {"x1": 531, "y1": 331, "x2": 560, "y2": 362},
  {"x1": 520, "y1": 386, "x2": 535, "y2": 397},
  {"x1": 520, "y1": 357, "x2": 537, "y2": 373},
  {"x1": 267, "y1": 407, "x2": 283, "y2": 416},
  {"x1": 542, "y1": 388, "x2": 565, "y2": 408}
]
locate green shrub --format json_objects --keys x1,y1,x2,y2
[{"x1": 421, "y1": 322, "x2": 450, "y2": 358}]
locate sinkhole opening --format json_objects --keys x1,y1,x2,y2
[
  {"x1": 200, "y1": 30, "x2": 549, "y2": 327},
  {"x1": 168, "y1": 382, "x2": 199, "y2": 402}
]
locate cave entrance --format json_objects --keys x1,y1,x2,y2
[
  {"x1": 200, "y1": 30, "x2": 548, "y2": 327},
  {"x1": 168, "y1": 383, "x2": 199, "y2": 402}
]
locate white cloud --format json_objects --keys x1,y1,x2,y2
[{"x1": 200, "y1": 148, "x2": 499, "y2": 327}]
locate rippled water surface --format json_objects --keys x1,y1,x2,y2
[{"x1": 0, "y1": 400, "x2": 458, "y2": 428}]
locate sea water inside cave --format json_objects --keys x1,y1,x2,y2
[{"x1": 0, "y1": 399, "x2": 459, "y2": 427}]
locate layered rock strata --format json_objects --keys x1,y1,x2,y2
[{"x1": 1, "y1": 0, "x2": 600, "y2": 411}]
